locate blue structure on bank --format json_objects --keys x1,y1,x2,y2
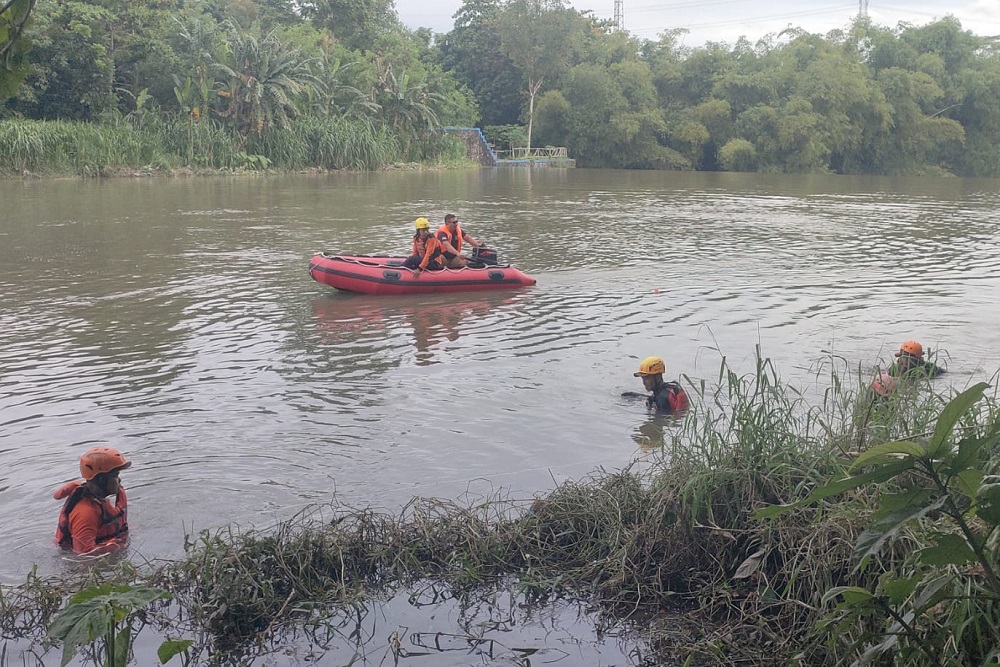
[{"x1": 440, "y1": 127, "x2": 574, "y2": 168}]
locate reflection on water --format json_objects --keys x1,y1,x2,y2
[
  {"x1": 0, "y1": 578, "x2": 642, "y2": 666},
  {"x1": 3, "y1": 171, "x2": 1000, "y2": 587},
  {"x1": 312, "y1": 293, "x2": 517, "y2": 366}
]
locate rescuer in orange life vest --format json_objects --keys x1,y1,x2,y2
[
  {"x1": 632, "y1": 356, "x2": 690, "y2": 415},
  {"x1": 402, "y1": 217, "x2": 445, "y2": 277},
  {"x1": 54, "y1": 446, "x2": 131, "y2": 555},
  {"x1": 435, "y1": 213, "x2": 487, "y2": 268}
]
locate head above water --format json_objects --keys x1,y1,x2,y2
[
  {"x1": 895, "y1": 340, "x2": 924, "y2": 360},
  {"x1": 80, "y1": 446, "x2": 131, "y2": 481},
  {"x1": 633, "y1": 356, "x2": 665, "y2": 377}
]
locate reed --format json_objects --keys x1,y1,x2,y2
[
  {"x1": 0, "y1": 115, "x2": 435, "y2": 175},
  {"x1": 3, "y1": 353, "x2": 996, "y2": 666}
]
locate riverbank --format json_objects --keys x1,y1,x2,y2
[
  {"x1": 3, "y1": 356, "x2": 995, "y2": 666},
  {"x1": 0, "y1": 117, "x2": 473, "y2": 178}
]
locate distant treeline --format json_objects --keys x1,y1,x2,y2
[{"x1": 2, "y1": 0, "x2": 998, "y2": 176}]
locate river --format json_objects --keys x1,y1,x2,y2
[{"x1": 2, "y1": 168, "x2": 999, "y2": 584}]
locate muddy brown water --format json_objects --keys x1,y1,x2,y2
[{"x1": 2, "y1": 169, "x2": 999, "y2": 663}]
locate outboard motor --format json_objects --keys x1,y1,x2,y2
[{"x1": 471, "y1": 247, "x2": 499, "y2": 266}]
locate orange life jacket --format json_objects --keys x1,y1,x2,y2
[
  {"x1": 412, "y1": 232, "x2": 426, "y2": 257},
  {"x1": 54, "y1": 480, "x2": 129, "y2": 550},
  {"x1": 436, "y1": 224, "x2": 463, "y2": 255},
  {"x1": 420, "y1": 236, "x2": 444, "y2": 268}
]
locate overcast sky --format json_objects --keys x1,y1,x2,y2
[{"x1": 395, "y1": 0, "x2": 1000, "y2": 46}]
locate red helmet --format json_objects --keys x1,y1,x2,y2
[
  {"x1": 895, "y1": 340, "x2": 924, "y2": 359},
  {"x1": 79, "y1": 447, "x2": 131, "y2": 480}
]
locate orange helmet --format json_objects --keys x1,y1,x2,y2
[
  {"x1": 896, "y1": 340, "x2": 924, "y2": 359},
  {"x1": 871, "y1": 372, "x2": 896, "y2": 398},
  {"x1": 634, "y1": 356, "x2": 666, "y2": 377},
  {"x1": 79, "y1": 447, "x2": 131, "y2": 480}
]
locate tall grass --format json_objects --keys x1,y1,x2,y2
[
  {"x1": 0, "y1": 118, "x2": 162, "y2": 175},
  {"x1": 2, "y1": 353, "x2": 995, "y2": 665},
  {"x1": 248, "y1": 116, "x2": 401, "y2": 171},
  {"x1": 0, "y1": 114, "x2": 424, "y2": 176}
]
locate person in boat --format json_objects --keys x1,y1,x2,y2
[
  {"x1": 54, "y1": 446, "x2": 130, "y2": 555},
  {"x1": 889, "y1": 340, "x2": 944, "y2": 379},
  {"x1": 631, "y1": 356, "x2": 690, "y2": 415},
  {"x1": 435, "y1": 214, "x2": 487, "y2": 268},
  {"x1": 402, "y1": 217, "x2": 444, "y2": 277}
]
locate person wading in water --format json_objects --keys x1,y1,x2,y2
[{"x1": 54, "y1": 446, "x2": 131, "y2": 555}]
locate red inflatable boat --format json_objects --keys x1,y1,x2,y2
[{"x1": 309, "y1": 253, "x2": 537, "y2": 295}]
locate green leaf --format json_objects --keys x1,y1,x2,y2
[
  {"x1": 953, "y1": 468, "x2": 984, "y2": 500},
  {"x1": 913, "y1": 574, "x2": 953, "y2": 611},
  {"x1": 67, "y1": 583, "x2": 128, "y2": 605},
  {"x1": 855, "y1": 497, "x2": 947, "y2": 567},
  {"x1": 158, "y1": 639, "x2": 195, "y2": 664},
  {"x1": 927, "y1": 383, "x2": 989, "y2": 457},
  {"x1": 952, "y1": 435, "x2": 987, "y2": 472},
  {"x1": 880, "y1": 576, "x2": 918, "y2": 605},
  {"x1": 976, "y1": 476, "x2": 1000, "y2": 525},
  {"x1": 850, "y1": 441, "x2": 926, "y2": 472},
  {"x1": 49, "y1": 602, "x2": 114, "y2": 667},
  {"x1": 107, "y1": 587, "x2": 171, "y2": 609},
  {"x1": 918, "y1": 533, "x2": 977, "y2": 566},
  {"x1": 754, "y1": 461, "x2": 911, "y2": 520},
  {"x1": 822, "y1": 586, "x2": 873, "y2": 605},
  {"x1": 872, "y1": 490, "x2": 935, "y2": 522},
  {"x1": 114, "y1": 625, "x2": 132, "y2": 667}
]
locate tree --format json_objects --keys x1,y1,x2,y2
[
  {"x1": 497, "y1": 0, "x2": 581, "y2": 150},
  {"x1": 299, "y1": 0, "x2": 399, "y2": 52},
  {"x1": 10, "y1": 0, "x2": 117, "y2": 119},
  {"x1": 0, "y1": 0, "x2": 34, "y2": 102},
  {"x1": 437, "y1": 0, "x2": 521, "y2": 126},
  {"x1": 213, "y1": 20, "x2": 322, "y2": 138},
  {"x1": 535, "y1": 61, "x2": 679, "y2": 169}
]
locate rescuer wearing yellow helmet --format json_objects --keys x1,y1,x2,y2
[
  {"x1": 53, "y1": 446, "x2": 131, "y2": 555},
  {"x1": 402, "y1": 217, "x2": 444, "y2": 277},
  {"x1": 633, "y1": 356, "x2": 690, "y2": 415}
]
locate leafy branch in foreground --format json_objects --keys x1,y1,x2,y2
[
  {"x1": 48, "y1": 583, "x2": 191, "y2": 667},
  {"x1": 759, "y1": 382, "x2": 1000, "y2": 665}
]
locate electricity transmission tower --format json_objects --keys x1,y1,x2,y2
[
  {"x1": 859, "y1": 0, "x2": 869, "y2": 18},
  {"x1": 614, "y1": 0, "x2": 624, "y2": 31}
]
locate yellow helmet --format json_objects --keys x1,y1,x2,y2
[
  {"x1": 634, "y1": 356, "x2": 665, "y2": 377},
  {"x1": 414, "y1": 217, "x2": 430, "y2": 230}
]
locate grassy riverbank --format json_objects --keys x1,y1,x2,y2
[
  {"x1": 0, "y1": 117, "x2": 471, "y2": 177},
  {"x1": 3, "y1": 355, "x2": 998, "y2": 666}
]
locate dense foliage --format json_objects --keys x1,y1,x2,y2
[{"x1": 3, "y1": 0, "x2": 1000, "y2": 175}]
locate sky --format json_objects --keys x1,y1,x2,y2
[{"x1": 394, "y1": 0, "x2": 1000, "y2": 46}]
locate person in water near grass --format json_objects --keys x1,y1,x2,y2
[
  {"x1": 402, "y1": 217, "x2": 444, "y2": 277},
  {"x1": 54, "y1": 446, "x2": 130, "y2": 555},
  {"x1": 629, "y1": 356, "x2": 690, "y2": 415},
  {"x1": 889, "y1": 340, "x2": 944, "y2": 379},
  {"x1": 435, "y1": 214, "x2": 486, "y2": 268},
  {"x1": 869, "y1": 340, "x2": 943, "y2": 399}
]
